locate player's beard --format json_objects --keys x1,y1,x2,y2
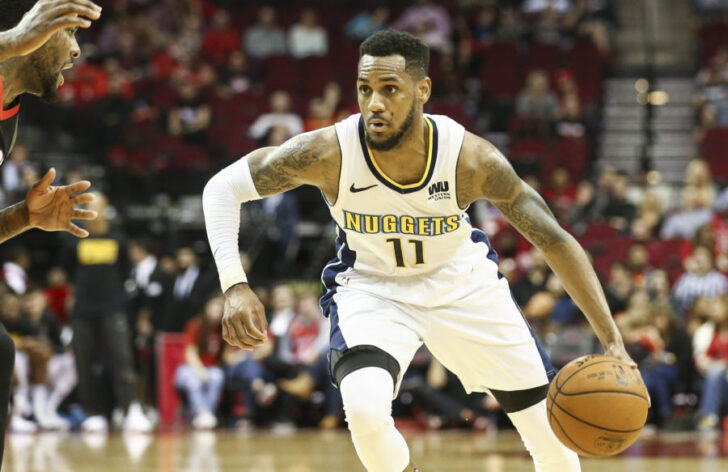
[
  {"x1": 29, "y1": 56, "x2": 61, "y2": 104},
  {"x1": 365, "y1": 99, "x2": 417, "y2": 151}
]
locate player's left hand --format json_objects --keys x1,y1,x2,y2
[
  {"x1": 604, "y1": 342, "x2": 651, "y2": 407},
  {"x1": 26, "y1": 168, "x2": 97, "y2": 238}
]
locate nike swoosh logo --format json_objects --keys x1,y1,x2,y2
[{"x1": 350, "y1": 183, "x2": 378, "y2": 193}]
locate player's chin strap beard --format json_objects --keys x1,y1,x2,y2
[{"x1": 365, "y1": 100, "x2": 417, "y2": 151}]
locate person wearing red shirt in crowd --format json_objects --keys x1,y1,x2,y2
[
  {"x1": 0, "y1": 0, "x2": 101, "y2": 463},
  {"x1": 175, "y1": 295, "x2": 226, "y2": 429},
  {"x1": 201, "y1": 9, "x2": 240, "y2": 67},
  {"x1": 696, "y1": 295, "x2": 728, "y2": 430}
]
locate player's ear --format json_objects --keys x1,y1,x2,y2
[{"x1": 416, "y1": 77, "x2": 431, "y2": 105}]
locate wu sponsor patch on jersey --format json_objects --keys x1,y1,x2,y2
[{"x1": 427, "y1": 180, "x2": 451, "y2": 201}]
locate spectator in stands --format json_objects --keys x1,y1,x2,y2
[
  {"x1": 225, "y1": 338, "x2": 277, "y2": 429},
  {"x1": 175, "y1": 296, "x2": 226, "y2": 430},
  {"x1": 661, "y1": 186, "x2": 714, "y2": 240},
  {"x1": 392, "y1": 0, "x2": 453, "y2": 55},
  {"x1": 243, "y1": 6, "x2": 287, "y2": 60},
  {"x1": 2, "y1": 291, "x2": 43, "y2": 433},
  {"x1": 472, "y1": 7, "x2": 498, "y2": 46},
  {"x1": 555, "y1": 94, "x2": 587, "y2": 139},
  {"x1": 164, "y1": 246, "x2": 214, "y2": 333},
  {"x1": 562, "y1": 0, "x2": 613, "y2": 54},
  {"x1": 219, "y1": 51, "x2": 257, "y2": 95},
  {"x1": 22, "y1": 287, "x2": 76, "y2": 430},
  {"x1": 632, "y1": 191, "x2": 663, "y2": 239},
  {"x1": 695, "y1": 294, "x2": 728, "y2": 430},
  {"x1": 201, "y1": 9, "x2": 240, "y2": 67},
  {"x1": 66, "y1": 193, "x2": 152, "y2": 433},
  {"x1": 711, "y1": 194, "x2": 728, "y2": 273},
  {"x1": 696, "y1": 47, "x2": 728, "y2": 88},
  {"x1": 345, "y1": 6, "x2": 390, "y2": 41},
  {"x1": 1, "y1": 144, "x2": 30, "y2": 206},
  {"x1": 249, "y1": 91, "x2": 303, "y2": 141},
  {"x1": 543, "y1": 167, "x2": 577, "y2": 219},
  {"x1": 2, "y1": 246, "x2": 30, "y2": 295},
  {"x1": 304, "y1": 82, "x2": 343, "y2": 132},
  {"x1": 496, "y1": 8, "x2": 527, "y2": 41},
  {"x1": 288, "y1": 8, "x2": 329, "y2": 59},
  {"x1": 673, "y1": 246, "x2": 728, "y2": 316},
  {"x1": 43, "y1": 267, "x2": 72, "y2": 325},
  {"x1": 685, "y1": 159, "x2": 716, "y2": 209},
  {"x1": 167, "y1": 81, "x2": 213, "y2": 148},
  {"x1": 127, "y1": 240, "x2": 170, "y2": 409},
  {"x1": 516, "y1": 70, "x2": 559, "y2": 129},
  {"x1": 277, "y1": 290, "x2": 341, "y2": 429},
  {"x1": 602, "y1": 170, "x2": 637, "y2": 230},
  {"x1": 605, "y1": 262, "x2": 634, "y2": 314},
  {"x1": 522, "y1": 0, "x2": 572, "y2": 14}
]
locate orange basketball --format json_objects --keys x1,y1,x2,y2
[{"x1": 546, "y1": 354, "x2": 649, "y2": 457}]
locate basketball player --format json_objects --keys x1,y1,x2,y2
[
  {"x1": 0, "y1": 0, "x2": 101, "y2": 455},
  {"x1": 203, "y1": 30, "x2": 644, "y2": 472}
]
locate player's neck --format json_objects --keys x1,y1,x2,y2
[
  {"x1": 369, "y1": 116, "x2": 428, "y2": 168},
  {"x1": 0, "y1": 59, "x2": 25, "y2": 107}
]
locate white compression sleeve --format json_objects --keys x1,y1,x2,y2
[{"x1": 202, "y1": 157, "x2": 262, "y2": 293}]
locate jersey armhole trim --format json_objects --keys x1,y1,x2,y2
[
  {"x1": 454, "y1": 129, "x2": 469, "y2": 211},
  {"x1": 321, "y1": 125, "x2": 344, "y2": 207}
]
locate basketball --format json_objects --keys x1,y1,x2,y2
[{"x1": 547, "y1": 354, "x2": 649, "y2": 457}]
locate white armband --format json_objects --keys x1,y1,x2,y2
[{"x1": 202, "y1": 157, "x2": 262, "y2": 293}]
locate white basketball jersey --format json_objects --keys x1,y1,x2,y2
[{"x1": 325, "y1": 113, "x2": 499, "y2": 280}]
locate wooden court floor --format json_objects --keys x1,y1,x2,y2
[{"x1": 2, "y1": 429, "x2": 727, "y2": 471}]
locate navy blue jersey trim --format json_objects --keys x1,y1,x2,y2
[{"x1": 357, "y1": 115, "x2": 439, "y2": 194}]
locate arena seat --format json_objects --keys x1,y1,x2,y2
[
  {"x1": 526, "y1": 43, "x2": 563, "y2": 73},
  {"x1": 699, "y1": 21, "x2": 728, "y2": 63},
  {"x1": 701, "y1": 127, "x2": 728, "y2": 181},
  {"x1": 263, "y1": 56, "x2": 303, "y2": 94},
  {"x1": 480, "y1": 41, "x2": 522, "y2": 100},
  {"x1": 544, "y1": 137, "x2": 591, "y2": 180}
]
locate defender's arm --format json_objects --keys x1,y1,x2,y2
[{"x1": 456, "y1": 133, "x2": 627, "y2": 358}]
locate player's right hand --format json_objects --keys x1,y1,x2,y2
[
  {"x1": 222, "y1": 283, "x2": 268, "y2": 350},
  {"x1": 2, "y1": 0, "x2": 102, "y2": 58}
]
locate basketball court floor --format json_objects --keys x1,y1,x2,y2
[{"x1": 2, "y1": 429, "x2": 727, "y2": 472}]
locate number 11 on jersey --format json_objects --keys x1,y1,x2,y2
[{"x1": 386, "y1": 238, "x2": 425, "y2": 267}]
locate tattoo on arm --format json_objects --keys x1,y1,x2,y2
[
  {"x1": 248, "y1": 133, "x2": 325, "y2": 197},
  {"x1": 480, "y1": 147, "x2": 567, "y2": 250}
]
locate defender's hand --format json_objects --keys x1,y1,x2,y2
[
  {"x1": 604, "y1": 342, "x2": 652, "y2": 407},
  {"x1": 222, "y1": 283, "x2": 268, "y2": 350},
  {"x1": 2, "y1": 0, "x2": 102, "y2": 58},
  {"x1": 26, "y1": 168, "x2": 97, "y2": 238}
]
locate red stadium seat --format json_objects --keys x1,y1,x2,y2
[
  {"x1": 647, "y1": 238, "x2": 687, "y2": 283},
  {"x1": 526, "y1": 43, "x2": 563, "y2": 73},
  {"x1": 429, "y1": 100, "x2": 473, "y2": 129},
  {"x1": 700, "y1": 22, "x2": 728, "y2": 63},
  {"x1": 263, "y1": 56, "x2": 303, "y2": 94},
  {"x1": 702, "y1": 127, "x2": 728, "y2": 181},
  {"x1": 565, "y1": 40, "x2": 604, "y2": 104},
  {"x1": 545, "y1": 137, "x2": 591, "y2": 180},
  {"x1": 480, "y1": 41, "x2": 522, "y2": 100}
]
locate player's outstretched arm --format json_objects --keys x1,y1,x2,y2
[
  {"x1": 0, "y1": 167, "x2": 96, "y2": 244},
  {"x1": 0, "y1": 0, "x2": 102, "y2": 62},
  {"x1": 457, "y1": 132, "x2": 634, "y2": 366},
  {"x1": 203, "y1": 127, "x2": 340, "y2": 350}
]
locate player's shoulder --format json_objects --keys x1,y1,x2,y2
[{"x1": 458, "y1": 130, "x2": 502, "y2": 172}]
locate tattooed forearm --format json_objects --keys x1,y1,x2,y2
[
  {"x1": 0, "y1": 201, "x2": 31, "y2": 244},
  {"x1": 493, "y1": 186, "x2": 566, "y2": 249}
]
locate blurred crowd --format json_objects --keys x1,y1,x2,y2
[{"x1": 2, "y1": 0, "x2": 728, "y2": 437}]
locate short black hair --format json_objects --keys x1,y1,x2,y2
[
  {"x1": 0, "y1": 0, "x2": 37, "y2": 30},
  {"x1": 359, "y1": 30, "x2": 429, "y2": 79}
]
